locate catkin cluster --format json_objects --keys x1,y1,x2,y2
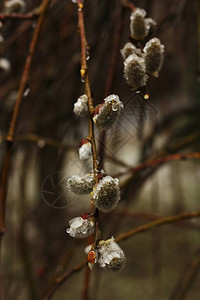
[
  {"x1": 86, "y1": 237, "x2": 126, "y2": 271},
  {"x1": 66, "y1": 83, "x2": 124, "y2": 270},
  {"x1": 121, "y1": 8, "x2": 164, "y2": 90}
]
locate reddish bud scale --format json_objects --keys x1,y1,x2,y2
[
  {"x1": 79, "y1": 138, "x2": 89, "y2": 148},
  {"x1": 92, "y1": 104, "x2": 103, "y2": 117},
  {"x1": 81, "y1": 213, "x2": 90, "y2": 220},
  {"x1": 98, "y1": 172, "x2": 105, "y2": 180},
  {"x1": 87, "y1": 250, "x2": 96, "y2": 264}
]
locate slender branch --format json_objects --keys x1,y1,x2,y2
[
  {"x1": 113, "y1": 209, "x2": 200, "y2": 231},
  {"x1": 170, "y1": 247, "x2": 200, "y2": 300},
  {"x1": 43, "y1": 259, "x2": 87, "y2": 300},
  {"x1": 0, "y1": 132, "x2": 75, "y2": 149},
  {"x1": 44, "y1": 210, "x2": 200, "y2": 299},
  {"x1": 0, "y1": 10, "x2": 39, "y2": 22},
  {"x1": 0, "y1": 0, "x2": 51, "y2": 296},
  {"x1": 114, "y1": 152, "x2": 200, "y2": 177},
  {"x1": 76, "y1": 1, "x2": 100, "y2": 299},
  {"x1": 115, "y1": 211, "x2": 200, "y2": 243},
  {"x1": 121, "y1": 0, "x2": 136, "y2": 11},
  {"x1": 76, "y1": 0, "x2": 98, "y2": 182}
]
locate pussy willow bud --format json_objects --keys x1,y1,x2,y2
[
  {"x1": 124, "y1": 54, "x2": 147, "y2": 90},
  {"x1": 73, "y1": 94, "x2": 88, "y2": 116},
  {"x1": 92, "y1": 176, "x2": 120, "y2": 212},
  {"x1": 67, "y1": 174, "x2": 94, "y2": 194},
  {"x1": 4, "y1": 0, "x2": 26, "y2": 13},
  {"x1": 97, "y1": 237, "x2": 126, "y2": 271},
  {"x1": 79, "y1": 139, "x2": 92, "y2": 161},
  {"x1": 87, "y1": 249, "x2": 98, "y2": 270},
  {"x1": 130, "y1": 8, "x2": 148, "y2": 41},
  {"x1": 143, "y1": 37, "x2": 164, "y2": 77},
  {"x1": 66, "y1": 216, "x2": 95, "y2": 238},
  {"x1": 0, "y1": 58, "x2": 11, "y2": 74},
  {"x1": 93, "y1": 94, "x2": 123, "y2": 131},
  {"x1": 120, "y1": 42, "x2": 142, "y2": 60}
]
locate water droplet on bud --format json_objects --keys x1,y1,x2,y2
[{"x1": 86, "y1": 46, "x2": 90, "y2": 61}]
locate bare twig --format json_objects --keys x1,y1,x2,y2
[
  {"x1": 0, "y1": 133, "x2": 75, "y2": 149},
  {"x1": 113, "y1": 209, "x2": 200, "y2": 231},
  {"x1": 0, "y1": 0, "x2": 51, "y2": 296},
  {"x1": 43, "y1": 259, "x2": 87, "y2": 300},
  {"x1": 170, "y1": 247, "x2": 200, "y2": 300},
  {"x1": 76, "y1": 1, "x2": 100, "y2": 298},
  {"x1": 0, "y1": 10, "x2": 38, "y2": 22},
  {"x1": 115, "y1": 211, "x2": 200, "y2": 243},
  {"x1": 115, "y1": 152, "x2": 200, "y2": 177},
  {"x1": 121, "y1": 0, "x2": 136, "y2": 11},
  {"x1": 43, "y1": 210, "x2": 200, "y2": 299}
]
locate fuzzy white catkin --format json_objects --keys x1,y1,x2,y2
[
  {"x1": 93, "y1": 176, "x2": 120, "y2": 212},
  {"x1": 73, "y1": 94, "x2": 88, "y2": 116},
  {"x1": 66, "y1": 216, "x2": 95, "y2": 238},
  {"x1": 120, "y1": 42, "x2": 142, "y2": 60},
  {"x1": 93, "y1": 94, "x2": 123, "y2": 131},
  {"x1": 4, "y1": 0, "x2": 26, "y2": 13},
  {"x1": 97, "y1": 237, "x2": 126, "y2": 271},
  {"x1": 130, "y1": 8, "x2": 148, "y2": 41},
  {"x1": 67, "y1": 174, "x2": 95, "y2": 194},
  {"x1": 79, "y1": 142, "x2": 92, "y2": 161},
  {"x1": 124, "y1": 54, "x2": 147, "y2": 90},
  {"x1": 143, "y1": 37, "x2": 164, "y2": 77},
  {"x1": 0, "y1": 58, "x2": 11, "y2": 74}
]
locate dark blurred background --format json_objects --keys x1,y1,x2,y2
[{"x1": 0, "y1": 0, "x2": 200, "y2": 299}]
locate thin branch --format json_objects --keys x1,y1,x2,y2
[
  {"x1": 76, "y1": 1, "x2": 100, "y2": 299},
  {"x1": 44, "y1": 210, "x2": 200, "y2": 299},
  {"x1": 43, "y1": 259, "x2": 87, "y2": 300},
  {"x1": 76, "y1": 0, "x2": 98, "y2": 182},
  {"x1": 113, "y1": 209, "x2": 200, "y2": 231},
  {"x1": 115, "y1": 152, "x2": 200, "y2": 177},
  {"x1": 170, "y1": 247, "x2": 200, "y2": 300},
  {"x1": 121, "y1": 0, "x2": 136, "y2": 11},
  {"x1": 0, "y1": 132, "x2": 75, "y2": 150},
  {"x1": 0, "y1": 10, "x2": 39, "y2": 21},
  {"x1": 115, "y1": 211, "x2": 200, "y2": 243},
  {"x1": 0, "y1": 0, "x2": 51, "y2": 295}
]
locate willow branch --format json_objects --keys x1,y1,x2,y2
[
  {"x1": 115, "y1": 152, "x2": 200, "y2": 177},
  {"x1": 44, "y1": 210, "x2": 200, "y2": 299},
  {"x1": 113, "y1": 209, "x2": 200, "y2": 231},
  {"x1": 0, "y1": 10, "x2": 39, "y2": 21},
  {"x1": 0, "y1": 132, "x2": 75, "y2": 150},
  {"x1": 115, "y1": 211, "x2": 200, "y2": 243},
  {"x1": 121, "y1": 0, "x2": 136, "y2": 11},
  {"x1": 76, "y1": 1, "x2": 100, "y2": 299},
  {"x1": 170, "y1": 247, "x2": 200, "y2": 300},
  {"x1": 43, "y1": 259, "x2": 87, "y2": 300},
  {"x1": 76, "y1": 0, "x2": 98, "y2": 182},
  {"x1": 0, "y1": 1, "x2": 51, "y2": 295}
]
